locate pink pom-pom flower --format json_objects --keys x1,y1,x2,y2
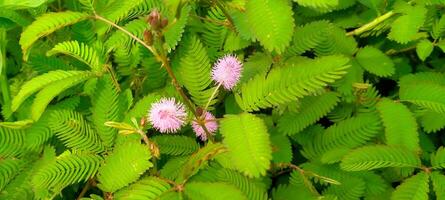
[
  {"x1": 192, "y1": 111, "x2": 218, "y2": 141},
  {"x1": 148, "y1": 98, "x2": 187, "y2": 133},
  {"x1": 211, "y1": 55, "x2": 243, "y2": 90}
]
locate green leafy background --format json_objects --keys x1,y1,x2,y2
[{"x1": 0, "y1": 0, "x2": 445, "y2": 199}]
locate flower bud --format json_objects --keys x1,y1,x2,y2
[
  {"x1": 161, "y1": 18, "x2": 169, "y2": 28},
  {"x1": 147, "y1": 10, "x2": 161, "y2": 30},
  {"x1": 143, "y1": 30, "x2": 153, "y2": 46}
]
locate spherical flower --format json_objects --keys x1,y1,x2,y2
[
  {"x1": 192, "y1": 111, "x2": 218, "y2": 141},
  {"x1": 211, "y1": 54, "x2": 243, "y2": 90},
  {"x1": 148, "y1": 98, "x2": 187, "y2": 133}
]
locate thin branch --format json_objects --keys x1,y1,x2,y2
[
  {"x1": 93, "y1": 15, "x2": 159, "y2": 59},
  {"x1": 346, "y1": 0, "x2": 415, "y2": 36},
  {"x1": 76, "y1": 179, "x2": 94, "y2": 200},
  {"x1": 346, "y1": 11, "x2": 395, "y2": 36}
]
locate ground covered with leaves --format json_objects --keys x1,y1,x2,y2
[{"x1": 1, "y1": 0, "x2": 445, "y2": 199}]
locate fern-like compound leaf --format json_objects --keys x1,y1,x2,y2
[
  {"x1": 376, "y1": 98, "x2": 419, "y2": 151},
  {"x1": 356, "y1": 46, "x2": 395, "y2": 77},
  {"x1": 97, "y1": 140, "x2": 153, "y2": 192},
  {"x1": 0, "y1": 127, "x2": 25, "y2": 158},
  {"x1": 19, "y1": 11, "x2": 89, "y2": 59},
  {"x1": 152, "y1": 135, "x2": 199, "y2": 156},
  {"x1": 416, "y1": 40, "x2": 434, "y2": 61},
  {"x1": 419, "y1": 110, "x2": 445, "y2": 133},
  {"x1": 388, "y1": 5, "x2": 427, "y2": 44},
  {"x1": 91, "y1": 75, "x2": 123, "y2": 148},
  {"x1": 220, "y1": 113, "x2": 272, "y2": 178},
  {"x1": 287, "y1": 20, "x2": 330, "y2": 55},
  {"x1": 216, "y1": 168, "x2": 269, "y2": 200},
  {"x1": 179, "y1": 143, "x2": 227, "y2": 182},
  {"x1": 176, "y1": 35, "x2": 216, "y2": 107},
  {"x1": 236, "y1": 55, "x2": 349, "y2": 111},
  {"x1": 431, "y1": 171, "x2": 445, "y2": 200},
  {"x1": 278, "y1": 92, "x2": 340, "y2": 135},
  {"x1": 302, "y1": 113, "x2": 382, "y2": 159},
  {"x1": 11, "y1": 70, "x2": 93, "y2": 112},
  {"x1": 0, "y1": 158, "x2": 25, "y2": 191},
  {"x1": 49, "y1": 110, "x2": 104, "y2": 153},
  {"x1": 113, "y1": 176, "x2": 172, "y2": 200},
  {"x1": 31, "y1": 151, "x2": 102, "y2": 193},
  {"x1": 400, "y1": 82, "x2": 445, "y2": 114},
  {"x1": 163, "y1": 5, "x2": 191, "y2": 52},
  {"x1": 47, "y1": 40, "x2": 104, "y2": 73},
  {"x1": 340, "y1": 145, "x2": 421, "y2": 171},
  {"x1": 431, "y1": 146, "x2": 445, "y2": 169},
  {"x1": 184, "y1": 182, "x2": 248, "y2": 200},
  {"x1": 246, "y1": 0, "x2": 294, "y2": 53},
  {"x1": 31, "y1": 71, "x2": 94, "y2": 120},
  {"x1": 391, "y1": 172, "x2": 429, "y2": 200}
]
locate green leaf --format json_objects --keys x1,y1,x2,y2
[
  {"x1": 356, "y1": 46, "x2": 395, "y2": 77},
  {"x1": 113, "y1": 177, "x2": 172, "y2": 200},
  {"x1": 376, "y1": 98, "x2": 419, "y2": 151},
  {"x1": 0, "y1": 127, "x2": 25, "y2": 158},
  {"x1": 124, "y1": 93, "x2": 161, "y2": 123},
  {"x1": 49, "y1": 110, "x2": 105, "y2": 153},
  {"x1": 0, "y1": 158, "x2": 25, "y2": 191},
  {"x1": 295, "y1": 0, "x2": 339, "y2": 9},
  {"x1": 419, "y1": 110, "x2": 445, "y2": 133},
  {"x1": 31, "y1": 151, "x2": 102, "y2": 193},
  {"x1": 31, "y1": 72, "x2": 93, "y2": 120},
  {"x1": 277, "y1": 92, "x2": 339, "y2": 135},
  {"x1": 163, "y1": 5, "x2": 191, "y2": 52},
  {"x1": 92, "y1": 75, "x2": 124, "y2": 148},
  {"x1": 388, "y1": 5, "x2": 427, "y2": 44},
  {"x1": 47, "y1": 40, "x2": 104, "y2": 73},
  {"x1": 0, "y1": 0, "x2": 48, "y2": 10},
  {"x1": 220, "y1": 113, "x2": 272, "y2": 177},
  {"x1": 184, "y1": 182, "x2": 248, "y2": 200},
  {"x1": 11, "y1": 70, "x2": 93, "y2": 112},
  {"x1": 431, "y1": 146, "x2": 445, "y2": 169},
  {"x1": 400, "y1": 82, "x2": 445, "y2": 113},
  {"x1": 431, "y1": 172, "x2": 445, "y2": 200},
  {"x1": 20, "y1": 11, "x2": 89, "y2": 59},
  {"x1": 357, "y1": 0, "x2": 384, "y2": 11},
  {"x1": 239, "y1": 52, "x2": 272, "y2": 84},
  {"x1": 270, "y1": 133, "x2": 293, "y2": 163},
  {"x1": 152, "y1": 135, "x2": 200, "y2": 156},
  {"x1": 340, "y1": 145, "x2": 421, "y2": 171},
  {"x1": 175, "y1": 35, "x2": 216, "y2": 107},
  {"x1": 246, "y1": 0, "x2": 294, "y2": 53},
  {"x1": 391, "y1": 172, "x2": 429, "y2": 200},
  {"x1": 179, "y1": 143, "x2": 227, "y2": 182},
  {"x1": 97, "y1": 140, "x2": 153, "y2": 192},
  {"x1": 236, "y1": 55, "x2": 350, "y2": 111},
  {"x1": 416, "y1": 40, "x2": 434, "y2": 62},
  {"x1": 301, "y1": 113, "x2": 382, "y2": 159}
]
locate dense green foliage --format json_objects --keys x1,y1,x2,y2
[{"x1": 0, "y1": 0, "x2": 445, "y2": 199}]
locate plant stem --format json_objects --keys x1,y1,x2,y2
[
  {"x1": 0, "y1": 29, "x2": 11, "y2": 117},
  {"x1": 76, "y1": 179, "x2": 93, "y2": 200},
  {"x1": 93, "y1": 15, "x2": 159, "y2": 59},
  {"x1": 204, "y1": 83, "x2": 221, "y2": 111},
  {"x1": 94, "y1": 14, "x2": 215, "y2": 142},
  {"x1": 346, "y1": 11, "x2": 395, "y2": 36}
]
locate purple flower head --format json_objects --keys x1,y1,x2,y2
[
  {"x1": 192, "y1": 111, "x2": 218, "y2": 141},
  {"x1": 148, "y1": 98, "x2": 187, "y2": 133},
  {"x1": 211, "y1": 54, "x2": 243, "y2": 90}
]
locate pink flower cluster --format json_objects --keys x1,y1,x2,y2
[
  {"x1": 211, "y1": 55, "x2": 243, "y2": 90},
  {"x1": 147, "y1": 54, "x2": 243, "y2": 139}
]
